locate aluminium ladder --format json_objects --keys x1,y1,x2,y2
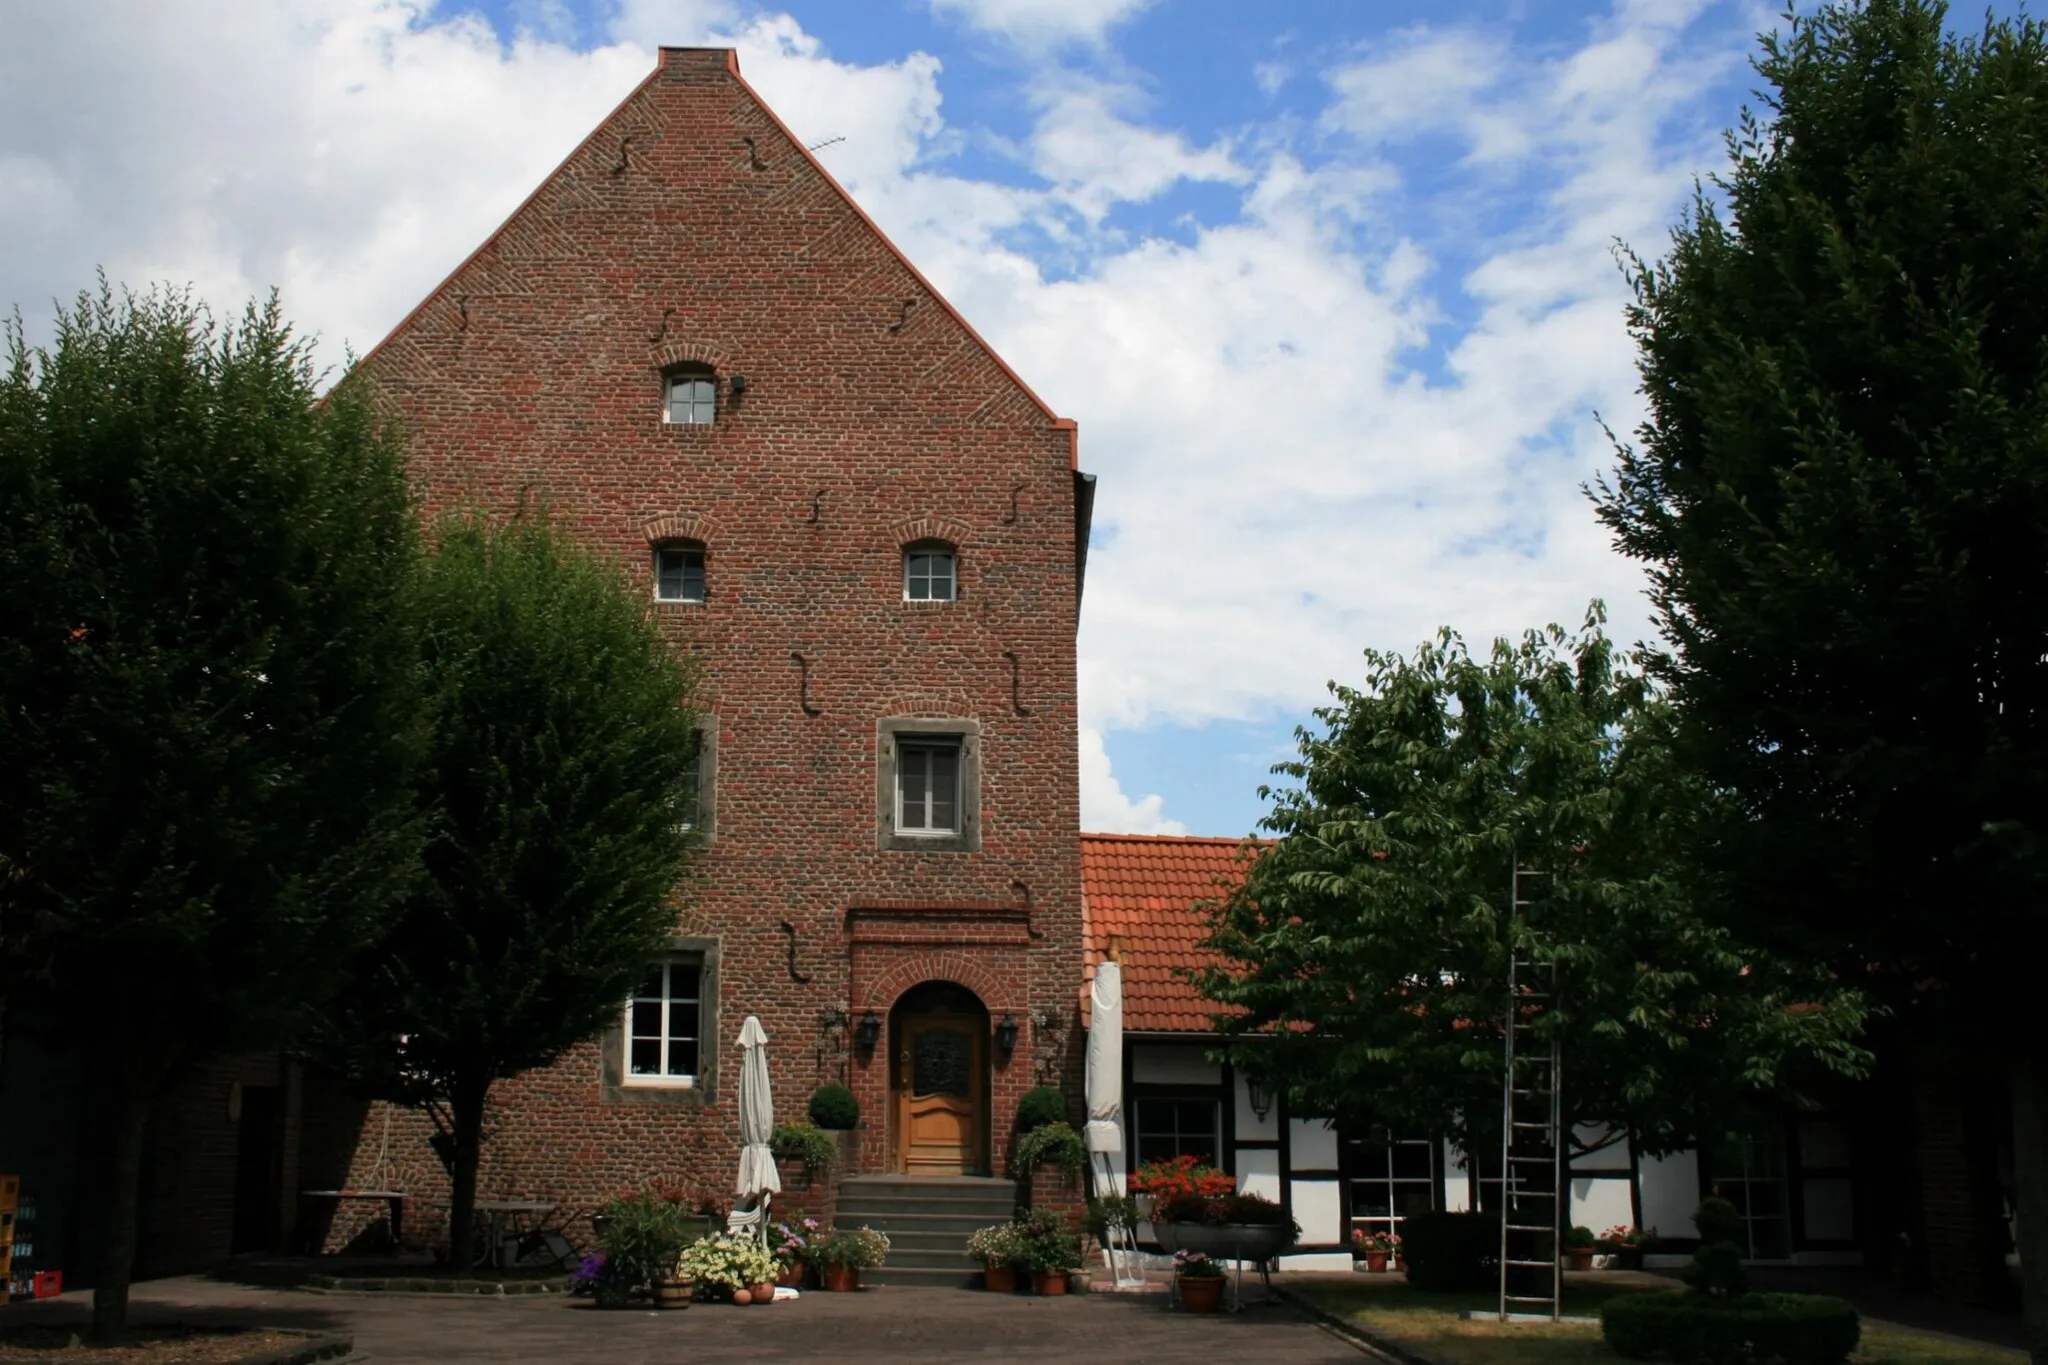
[{"x1": 1497, "y1": 862, "x2": 1562, "y2": 1322}]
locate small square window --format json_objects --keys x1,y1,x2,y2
[
  {"x1": 625, "y1": 960, "x2": 703, "y2": 1085},
  {"x1": 655, "y1": 546, "x2": 705, "y2": 602},
  {"x1": 904, "y1": 547, "x2": 956, "y2": 601},
  {"x1": 896, "y1": 736, "x2": 962, "y2": 834},
  {"x1": 1133, "y1": 1096, "x2": 1222, "y2": 1167},
  {"x1": 666, "y1": 375, "x2": 716, "y2": 425}
]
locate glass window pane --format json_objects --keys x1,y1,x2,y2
[
  {"x1": 630, "y1": 1038, "x2": 662, "y2": 1075},
  {"x1": 669, "y1": 1037, "x2": 700, "y2": 1077},
  {"x1": 931, "y1": 554, "x2": 955, "y2": 600},
  {"x1": 635, "y1": 971, "x2": 664, "y2": 1000},
  {"x1": 670, "y1": 962, "x2": 701, "y2": 1005},
  {"x1": 632, "y1": 999, "x2": 663, "y2": 1039},
  {"x1": 899, "y1": 750, "x2": 928, "y2": 826},
  {"x1": 929, "y1": 757, "x2": 956, "y2": 830}
]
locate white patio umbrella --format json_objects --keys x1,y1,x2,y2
[
  {"x1": 1085, "y1": 960, "x2": 1144, "y2": 1286},
  {"x1": 1084, "y1": 959, "x2": 1125, "y2": 1175},
  {"x1": 730, "y1": 1014, "x2": 780, "y2": 1242}
]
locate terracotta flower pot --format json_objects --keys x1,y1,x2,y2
[
  {"x1": 749, "y1": 1281, "x2": 776, "y2": 1304},
  {"x1": 1177, "y1": 1274, "x2": 1226, "y2": 1313},
  {"x1": 1365, "y1": 1251, "x2": 1389, "y2": 1273},
  {"x1": 1033, "y1": 1270, "x2": 1068, "y2": 1296},
  {"x1": 1567, "y1": 1249, "x2": 1595, "y2": 1272},
  {"x1": 984, "y1": 1264, "x2": 1017, "y2": 1293},
  {"x1": 822, "y1": 1262, "x2": 859, "y2": 1292},
  {"x1": 650, "y1": 1278, "x2": 692, "y2": 1310},
  {"x1": 777, "y1": 1262, "x2": 806, "y2": 1287}
]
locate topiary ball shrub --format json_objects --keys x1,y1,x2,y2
[
  {"x1": 808, "y1": 1083, "x2": 859, "y2": 1131},
  {"x1": 1015, "y1": 1086, "x2": 1068, "y2": 1132},
  {"x1": 1602, "y1": 1291, "x2": 1860, "y2": 1365},
  {"x1": 1398, "y1": 1211, "x2": 1496, "y2": 1291}
]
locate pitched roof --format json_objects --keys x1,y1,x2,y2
[{"x1": 1080, "y1": 832, "x2": 1265, "y2": 1033}]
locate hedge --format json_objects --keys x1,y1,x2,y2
[
  {"x1": 1602, "y1": 1291, "x2": 1860, "y2": 1365},
  {"x1": 1399, "y1": 1211, "x2": 1497, "y2": 1291}
]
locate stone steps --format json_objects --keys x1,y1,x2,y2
[{"x1": 834, "y1": 1176, "x2": 1017, "y2": 1287}]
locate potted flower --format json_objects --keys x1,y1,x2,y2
[
  {"x1": 571, "y1": 1251, "x2": 637, "y2": 1310},
  {"x1": 772, "y1": 1218, "x2": 820, "y2": 1286},
  {"x1": 1352, "y1": 1228, "x2": 1400, "y2": 1273},
  {"x1": 1151, "y1": 1188, "x2": 1299, "y2": 1270},
  {"x1": 677, "y1": 1232, "x2": 778, "y2": 1304},
  {"x1": 1173, "y1": 1248, "x2": 1227, "y2": 1313},
  {"x1": 966, "y1": 1223, "x2": 1025, "y2": 1292},
  {"x1": 594, "y1": 1194, "x2": 696, "y2": 1303},
  {"x1": 1599, "y1": 1224, "x2": 1652, "y2": 1271},
  {"x1": 1565, "y1": 1224, "x2": 1597, "y2": 1272},
  {"x1": 811, "y1": 1225, "x2": 889, "y2": 1292},
  {"x1": 1015, "y1": 1207, "x2": 1081, "y2": 1296},
  {"x1": 1130, "y1": 1154, "x2": 1236, "y2": 1220}
]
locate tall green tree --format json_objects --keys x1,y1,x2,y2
[
  {"x1": 1199, "y1": 613, "x2": 1868, "y2": 1166},
  {"x1": 316, "y1": 512, "x2": 700, "y2": 1271},
  {"x1": 1592, "y1": 2, "x2": 2048, "y2": 1349},
  {"x1": 0, "y1": 285, "x2": 423, "y2": 1340}
]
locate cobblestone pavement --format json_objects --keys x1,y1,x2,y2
[{"x1": 1, "y1": 1274, "x2": 1372, "y2": 1364}]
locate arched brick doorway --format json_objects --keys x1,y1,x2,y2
[{"x1": 889, "y1": 981, "x2": 990, "y2": 1176}]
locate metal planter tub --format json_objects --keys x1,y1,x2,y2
[{"x1": 1152, "y1": 1221, "x2": 1295, "y2": 1263}]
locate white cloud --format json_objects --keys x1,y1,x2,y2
[
  {"x1": 0, "y1": 0, "x2": 1753, "y2": 824},
  {"x1": 1080, "y1": 729, "x2": 1187, "y2": 835},
  {"x1": 929, "y1": 0, "x2": 1154, "y2": 48}
]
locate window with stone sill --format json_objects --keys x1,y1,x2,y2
[
  {"x1": 623, "y1": 959, "x2": 704, "y2": 1088},
  {"x1": 875, "y1": 717, "x2": 981, "y2": 853}
]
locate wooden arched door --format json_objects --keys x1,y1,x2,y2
[{"x1": 891, "y1": 984, "x2": 989, "y2": 1176}]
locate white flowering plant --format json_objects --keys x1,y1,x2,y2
[{"x1": 676, "y1": 1232, "x2": 778, "y2": 1293}]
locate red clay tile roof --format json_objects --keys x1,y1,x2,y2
[{"x1": 1080, "y1": 833, "x2": 1267, "y2": 1033}]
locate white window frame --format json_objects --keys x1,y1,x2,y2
[
  {"x1": 654, "y1": 545, "x2": 706, "y2": 603},
  {"x1": 665, "y1": 373, "x2": 716, "y2": 426},
  {"x1": 623, "y1": 960, "x2": 704, "y2": 1088},
  {"x1": 894, "y1": 735, "x2": 963, "y2": 836}
]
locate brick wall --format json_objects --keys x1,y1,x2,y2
[{"x1": 320, "y1": 45, "x2": 1086, "y2": 1253}]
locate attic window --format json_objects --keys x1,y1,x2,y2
[
  {"x1": 904, "y1": 542, "x2": 957, "y2": 602},
  {"x1": 654, "y1": 544, "x2": 706, "y2": 602},
  {"x1": 666, "y1": 369, "x2": 716, "y2": 425}
]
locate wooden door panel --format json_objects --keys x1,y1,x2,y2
[{"x1": 895, "y1": 1013, "x2": 985, "y2": 1175}]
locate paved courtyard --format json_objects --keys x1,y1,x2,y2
[{"x1": 0, "y1": 1274, "x2": 1371, "y2": 1364}]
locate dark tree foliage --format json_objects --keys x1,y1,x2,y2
[
  {"x1": 1591, "y1": 4, "x2": 2048, "y2": 1350},
  {"x1": 1198, "y1": 613, "x2": 1867, "y2": 1162},
  {"x1": 0, "y1": 285, "x2": 423, "y2": 1339},
  {"x1": 316, "y1": 512, "x2": 700, "y2": 1271}
]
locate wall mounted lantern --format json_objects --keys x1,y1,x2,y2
[
  {"x1": 854, "y1": 1009, "x2": 881, "y2": 1054},
  {"x1": 1246, "y1": 1077, "x2": 1274, "y2": 1124},
  {"x1": 994, "y1": 1013, "x2": 1019, "y2": 1055}
]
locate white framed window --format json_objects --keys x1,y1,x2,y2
[
  {"x1": 626, "y1": 961, "x2": 703, "y2": 1085},
  {"x1": 654, "y1": 546, "x2": 705, "y2": 602},
  {"x1": 903, "y1": 545, "x2": 957, "y2": 602},
  {"x1": 895, "y1": 736, "x2": 962, "y2": 835},
  {"x1": 666, "y1": 373, "x2": 715, "y2": 425}
]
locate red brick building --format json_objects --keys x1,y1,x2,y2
[{"x1": 287, "y1": 44, "x2": 1097, "y2": 1238}]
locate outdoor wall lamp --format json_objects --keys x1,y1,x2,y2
[
  {"x1": 855, "y1": 1009, "x2": 880, "y2": 1053},
  {"x1": 994, "y1": 1013, "x2": 1019, "y2": 1054},
  {"x1": 1246, "y1": 1077, "x2": 1274, "y2": 1123}
]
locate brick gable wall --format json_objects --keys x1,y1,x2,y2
[{"x1": 308, "y1": 47, "x2": 1084, "y2": 1248}]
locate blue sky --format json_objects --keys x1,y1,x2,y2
[{"x1": 3, "y1": 0, "x2": 2015, "y2": 837}]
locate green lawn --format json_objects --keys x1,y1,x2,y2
[{"x1": 1282, "y1": 1279, "x2": 2024, "y2": 1365}]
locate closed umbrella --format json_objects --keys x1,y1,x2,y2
[
  {"x1": 1084, "y1": 959, "x2": 1125, "y2": 1172},
  {"x1": 1086, "y1": 960, "x2": 1143, "y2": 1286},
  {"x1": 731, "y1": 1014, "x2": 780, "y2": 1242}
]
